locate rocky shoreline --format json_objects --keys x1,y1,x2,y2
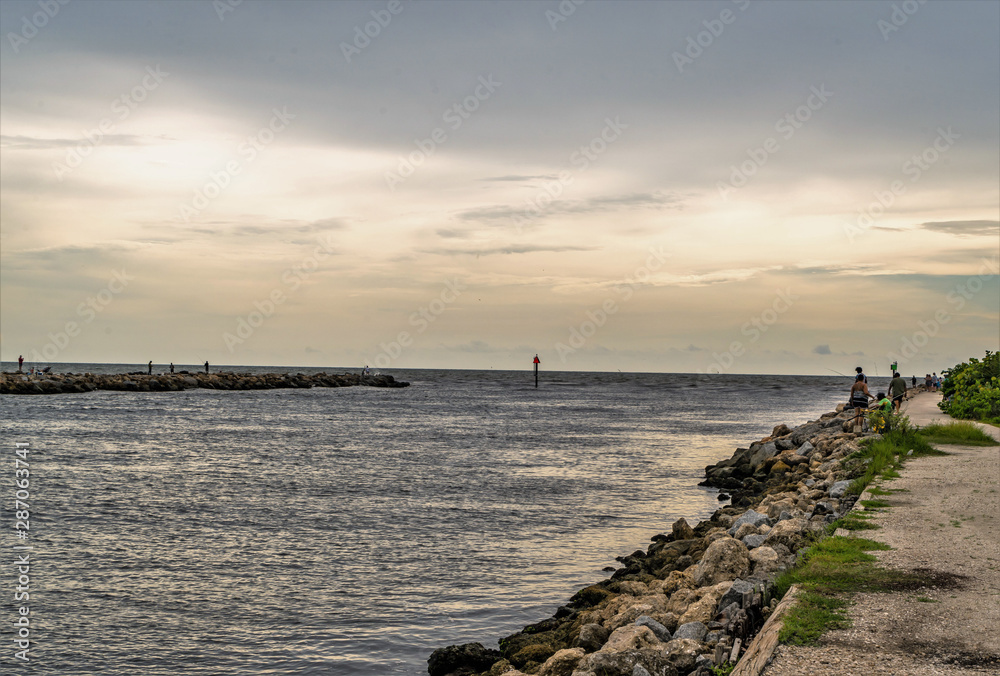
[
  {"x1": 429, "y1": 403, "x2": 874, "y2": 676},
  {"x1": 0, "y1": 370, "x2": 409, "y2": 395}
]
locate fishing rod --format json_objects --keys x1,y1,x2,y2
[{"x1": 825, "y1": 368, "x2": 849, "y2": 377}]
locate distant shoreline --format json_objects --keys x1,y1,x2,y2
[{"x1": 0, "y1": 370, "x2": 409, "y2": 395}]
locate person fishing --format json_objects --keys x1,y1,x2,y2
[{"x1": 849, "y1": 374, "x2": 873, "y2": 431}]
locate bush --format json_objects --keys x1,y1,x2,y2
[{"x1": 939, "y1": 351, "x2": 1000, "y2": 423}]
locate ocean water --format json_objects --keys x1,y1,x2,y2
[{"x1": 0, "y1": 366, "x2": 864, "y2": 675}]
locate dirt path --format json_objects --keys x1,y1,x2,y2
[{"x1": 762, "y1": 390, "x2": 1000, "y2": 676}]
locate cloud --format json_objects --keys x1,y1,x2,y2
[
  {"x1": 479, "y1": 174, "x2": 560, "y2": 182},
  {"x1": 919, "y1": 220, "x2": 1000, "y2": 237},
  {"x1": 0, "y1": 134, "x2": 164, "y2": 150},
  {"x1": 420, "y1": 244, "x2": 596, "y2": 257},
  {"x1": 812, "y1": 344, "x2": 832, "y2": 355},
  {"x1": 455, "y1": 191, "x2": 682, "y2": 225}
]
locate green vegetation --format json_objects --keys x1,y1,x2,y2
[
  {"x1": 939, "y1": 351, "x2": 1000, "y2": 425},
  {"x1": 918, "y1": 422, "x2": 999, "y2": 446},
  {"x1": 845, "y1": 417, "x2": 942, "y2": 495},
  {"x1": 860, "y1": 498, "x2": 890, "y2": 509},
  {"x1": 774, "y1": 536, "x2": 894, "y2": 644},
  {"x1": 711, "y1": 662, "x2": 735, "y2": 676},
  {"x1": 828, "y1": 513, "x2": 879, "y2": 532}
]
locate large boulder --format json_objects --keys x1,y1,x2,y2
[
  {"x1": 574, "y1": 649, "x2": 678, "y2": 676},
  {"x1": 602, "y1": 625, "x2": 663, "y2": 652},
  {"x1": 671, "y1": 621, "x2": 708, "y2": 642},
  {"x1": 748, "y1": 441, "x2": 778, "y2": 470},
  {"x1": 634, "y1": 615, "x2": 672, "y2": 642},
  {"x1": 537, "y1": 648, "x2": 585, "y2": 676},
  {"x1": 727, "y1": 509, "x2": 770, "y2": 536},
  {"x1": 762, "y1": 518, "x2": 809, "y2": 552},
  {"x1": 694, "y1": 537, "x2": 751, "y2": 586},
  {"x1": 572, "y1": 623, "x2": 610, "y2": 652},
  {"x1": 671, "y1": 517, "x2": 695, "y2": 541},
  {"x1": 829, "y1": 480, "x2": 852, "y2": 499},
  {"x1": 662, "y1": 638, "x2": 703, "y2": 673},
  {"x1": 717, "y1": 578, "x2": 756, "y2": 611},
  {"x1": 427, "y1": 643, "x2": 501, "y2": 676},
  {"x1": 677, "y1": 581, "x2": 730, "y2": 625}
]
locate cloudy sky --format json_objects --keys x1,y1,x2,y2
[{"x1": 1, "y1": 0, "x2": 997, "y2": 374}]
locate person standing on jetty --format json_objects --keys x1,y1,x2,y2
[
  {"x1": 855, "y1": 366, "x2": 868, "y2": 383},
  {"x1": 850, "y1": 374, "x2": 873, "y2": 430},
  {"x1": 18, "y1": 355, "x2": 24, "y2": 372},
  {"x1": 889, "y1": 371, "x2": 907, "y2": 412},
  {"x1": 148, "y1": 361, "x2": 153, "y2": 375},
  {"x1": 170, "y1": 363, "x2": 174, "y2": 373},
  {"x1": 204, "y1": 361, "x2": 210, "y2": 374}
]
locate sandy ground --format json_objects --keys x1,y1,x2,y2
[{"x1": 762, "y1": 390, "x2": 1000, "y2": 676}]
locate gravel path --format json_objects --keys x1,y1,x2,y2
[{"x1": 762, "y1": 391, "x2": 1000, "y2": 676}]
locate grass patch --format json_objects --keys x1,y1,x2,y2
[
  {"x1": 778, "y1": 590, "x2": 850, "y2": 645},
  {"x1": 866, "y1": 486, "x2": 893, "y2": 496},
  {"x1": 775, "y1": 536, "x2": 939, "y2": 646},
  {"x1": 846, "y1": 420, "x2": 942, "y2": 495},
  {"x1": 917, "y1": 422, "x2": 999, "y2": 447},
  {"x1": 828, "y1": 514, "x2": 879, "y2": 532},
  {"x1": 916, "y1": 596, "x2": 938, "y2": 603},
  {"x1": 860, "y1": 499, "x2": 890, "y2": 509}
]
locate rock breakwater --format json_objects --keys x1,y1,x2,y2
[
  {"x1": 0, "y1": 371, "x2": 409, "y2": 395},
  {"x1": 429, "y1": 404, "x2": 874, "y2": 676}
]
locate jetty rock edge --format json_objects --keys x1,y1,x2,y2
[
  {"x1": 428, "y1": 401, "x2": 888, "y2": 676},
  {"x1": 0, "y1": 371, "x2": 409, "y2": 394}
]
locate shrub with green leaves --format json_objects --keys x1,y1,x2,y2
[{"x1": 939, "y1": 351, "x2": 1000, "y2": 424}]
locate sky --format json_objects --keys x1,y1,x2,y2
[{"x1": 1, "y1": 0, "x2": 997, "y2": 375}]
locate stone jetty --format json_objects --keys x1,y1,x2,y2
[
  {"x1": 0, "y1": 370, "x2": 409, "y2": 395},
  {"x1": 428, "y1": 403, "x2": 878, "y2": 676}
]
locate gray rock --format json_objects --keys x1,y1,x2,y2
[
  {"x1": 778, "y1": 511, "x2": 793, "y2": 522},
  {"x1": 695, "y1": 654, "x2": 715, "y2": 670},
  {"x1": 791, "y1": 422, "x2": 823, "y2": 446},
  {"x1": 829, "y1": 480, "x2": 852, "y2": 499},
  {"x1": 672, "y1": 621, "x2": 708, "y2": 642},
  {"x1": 742, "y1": 534, "x2": 767, "y2": 549},
  {"x1": 727, "y1": 509, "x2": 771, "y2": 535},
  {"x1": 704, "y1": 630, "x2": 723, "y2": 644},
  {"x1": 632, "y1": 665, "x2": 652, "y2": 676},
  {"x1": 718, "y1": 579, "x2": 756, "y2": 610},
  {"x1": 635, "y1": 615, "x2": 672, "y2": 642},
  {"x1": 577, "y1": 649, "x2": 678, "y2": 676},
  {"x1": 812, "y1": 501, "x2": 834, "y2": 516},
  {"x1": 775, "y1": 438, "x2": 795, "y2": 451},
  {"x1": 749, "y1": 441, "x2": 778, "y2": 470},
  {"x1": 573, "y1": 623, "x2": 611, "y2": 652},
  {"x1": 796, "y1": 441, "x2": 815, "y2": 456},
  {"x1": 804, "y1": 478, "x2": 816, "y2": 487}
]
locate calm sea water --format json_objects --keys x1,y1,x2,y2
[{"x1": 0, "y1": 366, "x2": 865, "y2": 675}]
